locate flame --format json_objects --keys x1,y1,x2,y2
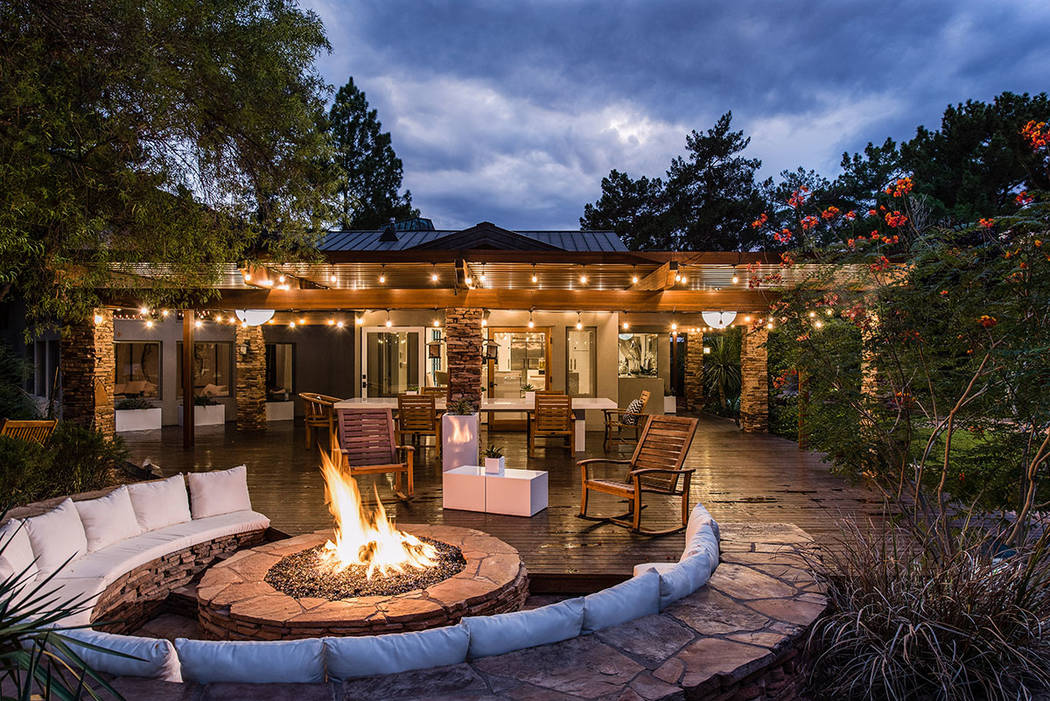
[{"x1": 318, "y1": 445, "x2": 439, "y2": 579}]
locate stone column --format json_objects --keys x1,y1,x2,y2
[
  {"x1": 445, "y1": 307, "x2": 483, "y2": 409},
  {"x1": 740, "y1": 326, "x2": 769, "y2": 433},
  {"x1": 61, "y1": 308, "x2": 115, "y2": 436},
  {"x1": 235, "y1": 324, "x2": 267, "y2": 431},
  {"x1": 684, "y1": 330, "x2": 705, "y2": 412},
  {"x1": 860, "y1": 308, "x2": 880, "y2": 398}
]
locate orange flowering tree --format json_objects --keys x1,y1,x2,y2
[{"x1": 752, "y1": 126, "x2": 1050, "y2": 525}]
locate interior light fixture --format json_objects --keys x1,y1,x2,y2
[
  {"x1": 465, "y1": 275, "x2": 473, "y2": 285},
  {"x1": 355, "y1": 314, "x2": 364, "y2": 326},
  {"x1": 161, "y1": 309, "x2": 169, "y2": 317},
  {"x1": 432, "y1": 318, "x2": 441, "y2": 327},
  {"x1": 299, "y1": 317, "x2": 306, "y2": 325},
  {"x1": 262, "y1": 278, "x2": 274, "y2": 287},
  {"x1": 671, "y1": 321, "x2": 678, "y2": 332}
]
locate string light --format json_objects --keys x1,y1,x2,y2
[
  {"x1": 145, "y1": 320, "x2": 154, "y2": 329},
  {"x1": 329, "y1": 274, "x2": 337, "y2": 283},
  {"x1": 479, "y1": 265, "x2": 486, "y2": 283},
  {"x1": 808, "y1": 311, "x2": 816, "y2": 318},
  {"x1": 336, "y1": 320, "x2": 345, "y2": 329},
  {"x1": 194, "y1": 320, "x2": 202, "y2": 329},
  {"x1": 379, "y1": 265, "x2": 386, "y2": 284},
  {"x1": 299, "y1": 317, "x2": 306, "y2": 325},
  {"x1": 288, "y1": 321, "x2": 296, "y2": 328},
  {"x1": 243, "y1": 272, "x2": 252, "y2": 282},
  {"x1": 161, "y1": 309, "x2": 169, "y2": 317},
  {"x1": 576, "y1": 311, "x2": 583, "y2": 330},
  {"x1": 622, "y1": 312, "x2": 630, "y2": 331},
  {"x1": 430, "y1": 264, "x2": 438, "y2": 282},
  {"x1": 766, "y1": 322, "x2": 774, "y2": 330},
  {"x1": 139, "y1": 306, "x2": 149, "y2": 315},
  {"x1": 327, "y1": 319, "x2": 335, "y2": 326},
  {"x1": 385, "y1": 309, "x2": 392, "y2": 328},
  {"x1": 278, "y1": 275, "x2": 286, "y2": 284},
  {"x1": 527, "y1": 309, "x2": 535, "y2": 329},
  {"x1": 631, "y1": 266, "x2": 639, "y2": 285},
  {"x1": 531, "y1": 264, "x2": 538, "y2": 284},
  {"x1": 814, "y1": 320, "x2": 824, "y2": 329},
  {"x1": 825, "y1": 308, "x2": 834, "y2": 316}
]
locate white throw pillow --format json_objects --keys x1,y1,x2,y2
[
  {"x1": 186, "y1": 465, "x2": 252, "y2": 519},
  {"x1": 24, "y1": 499, "x2": 88, "y2": 576},
  {"x1": 127, "y1": 475, "x2": 191, "y2": 531},
  {"x1": 175, "y1": 638, "x2": 324, "y2": 684},
  {"x1": 0, "y1": 556, "x2": 13, "y2": 582},
  {"x1": 0, "y1": 519, "x2": 38, "y2": 580},
  {"x1": 324, "y1": 625, "x2": 469, "y2": 680},
  {"x1": 464, "y1": 597, "x2": 584, "y2": 659},
  {"x1": 582, "y1": 570, "x2": 660, "y2": 633},
  {"x1": 75, "y1": 486, "x2": 144, "y2": 552},
  {"x1": 63, "y1": 629, "x2": 181, "y2": 681}
]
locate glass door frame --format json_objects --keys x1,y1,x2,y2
[
  {"x1": 360, "y1": 326, "x2": 426, "y2": 398},
  {"x1": 485, "y1": 326, "x2": 553, "y2": 430}
]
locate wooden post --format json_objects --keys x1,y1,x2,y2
[{"x1": 182, "y1": 311, "x2": 195, "y2": 450}]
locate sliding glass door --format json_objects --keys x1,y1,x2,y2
[
  {"x1": 486, "y1": 327, "x2": 551, "y2": 429},
  {"x1": 361, "y1": 327, "x2": 424, "y2": 398}
]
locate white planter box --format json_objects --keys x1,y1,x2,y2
[
  {"x1": 442, "y1": 466, "x2": 548, "y2": 517},
  {"x1": 664, "y1": 396, "x2": 677, "y2": 414},
  {"x1": 442, "y1": 413, "x2": 479, "y2": 472},
  {"x1": 115, "y1": 407, "x2": 162, "y2": 433},
  {"x1": 177, "y1": 403, "x2": 226, "y2": 427},
  {"x1": 484, "y1": 456, "x2": 505, "y2": 475},
  {"x1": 523, "y1": 391, "x2": 535, "y2": 404},
  {"x1": 266, "y1": 401, "x2": 294, "y2": 422}
]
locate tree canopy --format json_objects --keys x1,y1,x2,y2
[
  {"x1": 328, "y1": 78, "x2": 417, "y2": 230},
  {"x1": 0, "y1": 0, "x2": 337, "y2": 329}
]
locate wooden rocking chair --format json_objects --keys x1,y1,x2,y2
[
  {"x1": 334, "y1": 407, "x2": 414, "y2": 500},
  {"x1": 578, "y1": 415, "x2": 698, "y2": 535}
]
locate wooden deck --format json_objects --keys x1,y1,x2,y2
[{"x1": 122, "y1": 416, "x2": 883, "y2": 592}]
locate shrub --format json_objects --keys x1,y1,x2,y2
[
  {"x1": 806, "y1": 513, "x2": 1050, "y2": 700},
  {"x1": 115, "y1": 397, "x2": 154, "y2": 411},
  {"x1": 0, "y1": 424, "x2": 126, "y2": 506}
]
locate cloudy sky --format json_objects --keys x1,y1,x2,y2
[{"x1": 304, "y1": 0, "x2": 1050, "y2": 230}]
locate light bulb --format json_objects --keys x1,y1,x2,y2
[
  {"x1": 327, "y1": 319, "x2": 335, "y2": 325},
  {"x1": 336, "y1": 320, "x2": 345, "y2": 329},
  {"x1": 385, "y1": 319, "x2": 392, "y2": 327},
  {"x1": 671, "y1": 322, "x2": 678, "y2": 331},
  {"x1": 479, "y1": 273, "x2": 486, "y2": 282},
  {"x1": 531, "y1": 274, "x2": 538, "y2": 283},
  {"x1": 262, "y1": 278, "x2": 274, "y2": 287},
  {"x1": 194, "y1": 320, "x2": 202, "y2": 328},
  {"x1": 579, "y1": 274, "x2": 588, "y2": 284},
  {"x1": 243, "y1": 272, "x2": 251, "y2": 282},
  {"x1": 825, "y1": 308, "x2": 833, "y2": 316},
  {"x1": 289, "y1": 321, "x2": 296, "y2": 328},
  {"x1": 576, "y1": 321, "x2": 583, "y2": 330},
  {"x1": 528, "y1": 320, "x2": 535, "y2": 329},
  {"x1": 766, "y1": 322, "x2": 774, "y2": 330},
  {"x1": 481, "y1": 319, "x2": 488, "y2": 326},
  {"x1": 744, "y1": 315, "x2": 752, "y2": 323},
  {"x1": 431, "y1": 272, "x2": 438, "y2": 282},
  {"x1": 631, "y1": 275, "x2": 639, "y2": 284},
  {"x1": 355, "y1": 316, "x2": 364, "y2": 325},
  {"x1": 432, "y1": 319, "x2": 440, "y2": 327},
  {"x1": 278, "y1": 275, "x2": 285, "y2": 283},
  {"x1": 145, "y1": 320, "x2": 154, "y2": 328},
  {"x1": 299, "y1": 317, "x2": 305, "y2": 325},
  {"x1": 808, "y1": 311, "x2": 816, "y2": 318},
  {"x1": 679, "y1": 277, "x2": 688, "y2": 285},
  {"x1": 93, "y1": 314, "x2": 103, "y2": 324},
  {"x1": 675, "y1": 273, "x2": 682, "y2": 282},
  {"x1": 464, "y1": 276, "x2": 472, "y2": 285},
  {"x1": 731, "y1": 275, "x2": 739, "y2": 284},
  {"x1": 379, "y1": 274, "x2": 386, "y2": 283},
  {"x1": 622, "y1": 321, "x2": 630, "y2": 330},
  {"x1": 139, "y1": 306, "x2": 149, "y2": 315},
  {"x1": 161, "y1": 309, "x2": 169, "y2": 317},
  {"x1": 814, "y1": 320, "x2": 824, "y2": 329}
]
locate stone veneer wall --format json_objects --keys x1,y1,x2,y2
[
  {"x1": 60, "y1": 308, "x2": 115, "y2": 436},
  {"x1": 445, "y1": 307, "x2": 483, "y2": 408},
  {"x1": 740, "y1": 326, "x2": 769, "y2": 433},
  {"x1": 234, "y1": 324, "x2": 267, "y2": 431},
  {"x1": 91, "y1": 529, "x2": 268, "y2": 635},
  {"x1": 684, "y1": 330, "x2": 705, "y2": 412}
]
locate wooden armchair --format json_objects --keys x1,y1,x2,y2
[
  {"x1": 335, "y1": 408, "x2": 414, "y2": 500},
  {"x1": 397, "y1": 393, "x2": 441, "y2": 457},
  {"x1": 579, "y1": 415, "x2": 698, "y2": 535},
  {"x1": 299, "y1": 392, "x2": 341, "y2": 449},
  {"x1": 1, "y1": 419, "x2": 57, "y2": 445},
  {"x1": 528, "y1": 393, "x2": 573, "y2": 458},
  {"x1": 603, "y1": 390, "x2": 651, "y2": 449}
]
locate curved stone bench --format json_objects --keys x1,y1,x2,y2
[{"x1": 0, "y1": 466, "x2": 271, "y2": 681}]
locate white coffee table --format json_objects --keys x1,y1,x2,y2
[{"x1": 442, "y1": 466, "x2": 548, "y2": 517}]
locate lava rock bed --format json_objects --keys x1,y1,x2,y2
[{"x1": 263, "y1": 538, "x2": 466, "y2": 600}]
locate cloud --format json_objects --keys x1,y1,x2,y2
[{"x1": 301, "y1": 0, "x2": 1050, "y2": 229}]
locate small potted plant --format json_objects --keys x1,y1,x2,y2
[
  {"x1": 521, "y1": 383, "x2": 536, "y2": 403},
  {"x1": 484, "y1": 445, "x2": 505, "y2": 475},
  {"x1": 115, "y1": 397, "x2": 162, "y2": 432},
  {"x1": 405, "y1": 384, "x2": 419, "y2": 395},
  {"x1": 442, "y1": 398, "x2": 480, "y2": 472}
]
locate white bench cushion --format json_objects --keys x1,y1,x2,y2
[
  {"x1": 52, "y1": 510, "x2": 270, "y2": 586},
  {"x1": 0, "y1": 519, "x2": 38, "y2": 580},
  {"x1": 582, "y1": 570, "x2": 660, "y2": 633},
  {"x1": 324, "y1": 624, "x2": 469, "y2": 680},
  {"x1": 658, "y1": 550, "x2": 716, "y2": 610},
  {"x1": 40, "y1": 576, "x2": 107, "y2": 626},
  {"x1": 75, "y1": 486, "x2": 143, "y2": 553},
  {"x1": 63, "y1": 629, "x2": 181, "y2": 681},
  {"x1": 632, "y1": 562, "x2": 675, "y2": 578},
  {"x1": 24, "y1": 499, "x2": 88, "y2": 576},
  {"x1": 175, "y1": 638, "x2": 324, "y2": 684},
  {"x1": 127, "y1": 475, "x2": 191, "y2": 531},
  {"x1": 186, "y1": 465, "x2": 251, "y2": 519},
  {"x1": 465, "y1": 597, "x2": 584, "y2": 659},
  {"x1": 681, "y1": 504, "x2": 720, "y2": 563}
]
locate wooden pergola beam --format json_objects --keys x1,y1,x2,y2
[
  {"x1": 205, "y1": 287, "x2": 777, "y2": 312},
  {"x1": 630, "y1": 261, "x2": 678, "y2": 291}
]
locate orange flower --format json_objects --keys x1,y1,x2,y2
[
  {"x1": 751, "y1": 213, "x2": 768, "y2": 228},
  {"x1": 885, "y1": 211, "x2": 908, "y2": 228},
  {"x1": 978, "y1": 218, "x2": 995, "y2": 229},
  {"x1": 800, "y1": 216, "x2": 818, "y2": 231},
  {"x1": 867, "y1": 209, "x2": 877, "y2": 217},
  {"x1": 888, "y1": 177, "x2": 914, "y2": 197},
  {"x1": 821, "y1": 206, "x2": 840, "y2": 219},
  {"x1": 787, "y1": 189, "x2": 808, "y2": 209},
  {"x1": 869, "y1": 255, "x2": 891, "y2": 272},
  {"x1": 774, "y1": 228, "x2": 794, "y2": 243},
  {"x1": 1022, "y1": 120, "x2": 1049, "y2": 149},
  {"x1": 1016, "y1": 191, "x2": 1034, "y2": 206},
  {"x1": 845, "y1": 210, "x2": 856, "y2": 220},
  {"x1": 978, "y1": 315, "x2": 997, "y2": 328}
]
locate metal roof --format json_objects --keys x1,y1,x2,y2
[{"x1": 318, "y1": 224, "x2": 627, "y2": 253}]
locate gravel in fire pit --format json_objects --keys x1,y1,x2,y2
[{"x1": 264, "y1": 538, "x2": 466, "y2": 600}]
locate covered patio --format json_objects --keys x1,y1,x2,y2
[{"x1": 122, "y1": 415, "x2": 882, "y2": 592}]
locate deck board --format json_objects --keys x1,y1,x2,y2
[{"x1": 122, "y1": 415, "x2": 884, "y2": 592}]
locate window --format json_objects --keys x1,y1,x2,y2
[
  {"x1": 114, "y1": 342, "x2": 161, "y2": 398},
  {"x1": 177, "y1": 342, "x2": 233, "y2": 397},
  {"x1": 265, "y1": 343, "x2": 294, "y2": 400},
  {"x1": 566, "y1": 327, "x2": 597, "y2": 396},
  {"x1": 618, "y1": 333, "x2": 659, "y2": 377}
]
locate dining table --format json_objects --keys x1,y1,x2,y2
[{"x1": 332, "y1": 396, "x2": 618, "y2": 452}]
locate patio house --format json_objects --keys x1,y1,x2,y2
[{"x1": 55, "y1": 219, "x2": 789, "y2": 439}]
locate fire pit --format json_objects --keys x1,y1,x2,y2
[{"x1": 195, "y1": 447, "x2": 527, "y2": 640}]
